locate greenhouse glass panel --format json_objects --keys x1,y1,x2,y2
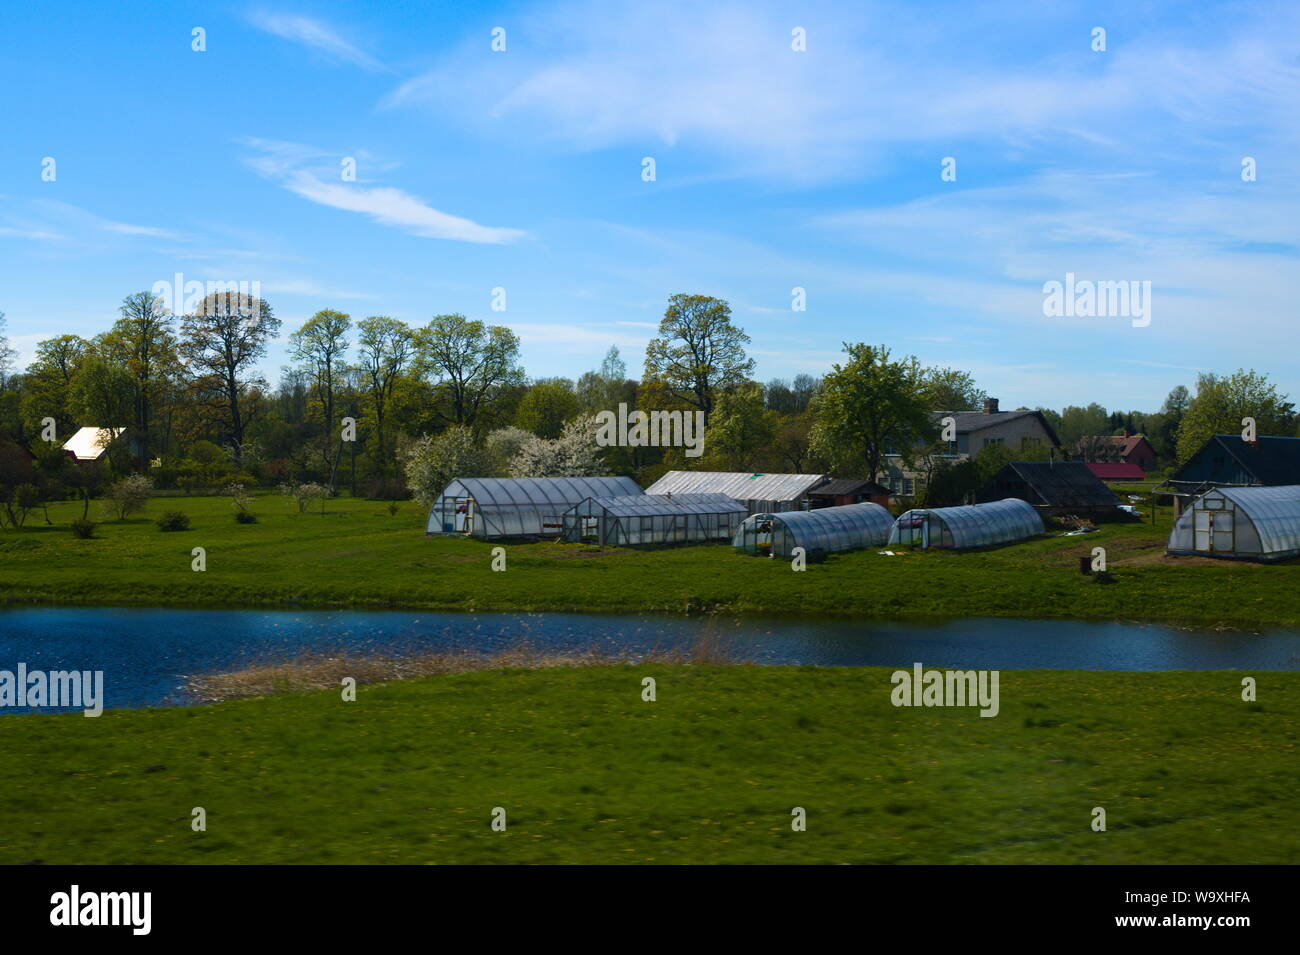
[
  {"x1": 561, "y1": 493, "x2": 745, "y2": 546},
  {"x1": 887, "y1": 498, "x2": 1044, "y2": 550},
  {"x1": 428, "y1": 476, "x2": 642, "y2": 538},
  {"x1": 732, "y1": 502, "x2": 894, "y2": 557},
  {"x1": 1167, "y1": 485, "x2": 1300, "y2": 561}
]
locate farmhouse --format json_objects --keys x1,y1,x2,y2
[
  {"x1": 62, "y1": 426, "x2": 127, "y2": 463},
  {"x1": 1163, "y1": 434, "x2": 1300, "y2": 515},
  {"x1": 977, "y1": 460, "x2": 1123, "y2": 517},
  {"x1": 1167, "y1": 485, "x2": 1300, "y2": 562},
  {"x1": 1075, "y1": 432, "x2": 1157, "y2": 473},
  {"x1": 561, "y1": 493, "x2": 745, "y2": 547},
  {"x1": 732, "y1": 502, "x2": 894, "y2": 559},
  {"x1": 887, "y1": 498, "x2": 1045, "y2": 550},
  {"x1": 644, "y1": 470, "x2": 827, "y2": 514},
  {"x1": 426, "y1": 476, "x2": 641, "y2": 539},
  {"x1": 882, "y1": 398, "x2": 1062, "y2": 497}
]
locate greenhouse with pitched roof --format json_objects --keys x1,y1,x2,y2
[
  {"x1": 426, "y1": 476, "x2": 642, "y2": 539},
  {"x1": 562, "y1": 493, "x2": 746, "y2": 546},
  {"x1": 1166, "y1": 485, "x2": 1300, "y2": 562},
  {"x1": 732, "y1": 502, "x2": 894, "y2": 559},
  {"x1": 888, "y1": 498, "x2": 1044, "y2": 550}
]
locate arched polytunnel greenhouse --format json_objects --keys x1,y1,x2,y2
[
  {"x1": 562, "y1": 493, "x2": 747, "y2": 546},
  {"x1": 732, "y1": 502, "x2": 894, "y2": 558},
  {"x1": 1167, "y1": 485, "x2": 1300, "y2": 562},
  {"x1": 887, "y1": 498, "x2": 1044, "y2": 550},
  {"x1": 426, "y1": 476, "x2": 642, "y2": 539}
]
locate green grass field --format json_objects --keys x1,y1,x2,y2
[
  {"x1": 1, "y1": 666, "x2": 1294, "y2": 864},
  {"x1": 0, "y1": 492, "x2": 1296, "y2": 629}
]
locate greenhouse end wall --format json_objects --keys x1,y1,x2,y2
[{"x1": 1167, "y1": 485, "x2": 1300, "y2": 562}]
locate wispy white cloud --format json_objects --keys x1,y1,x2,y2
[
  {"x1": 508, "y1": 322, "x2": 649, "y2": 350},
  {"x1": 258, "y1": 278, "x2": 379, "y2": 300},
  {"x1": 282, "y1": 171, "x2": 526, "y2": 244},
  {"x1": 0, "y1": 199, "x2": 183, "y2": 246},
  {"x1": 240, "y1": 138, "x2": 525, "y2": 244},
  {"x1": 248, "y1": 11, "x2": 388, "y2": 72},
  {"x1": 380, "y1": 0, "x2": 1300, "y2": 183}
]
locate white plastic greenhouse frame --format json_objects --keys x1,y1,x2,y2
[
  {"x1": 887, "y1": 498, "x2": 1045, "y2": 550},
  {"x1": 732, "y1": 502, "x2": 895, "y2": 558},
  {"x1": 561, "y1": 493, "x2": 747, "y2": 546},
  {"x1": 1167, "y1": 485, "x2": 1300, "y2": 562},
  {"x1": 426, "y1": 476, "x2": 642, "y2": 539}
]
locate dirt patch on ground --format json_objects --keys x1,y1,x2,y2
[
  {"x1": 1043, "y1": 535, "x2": 1165, "y2": 567},
  {"x1": 1118, "y1": 551, "x2": 1267, "y2": 568}
]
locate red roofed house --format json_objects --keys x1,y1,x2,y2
[
  {"x1": 1084, "y1": 461, "x2": 1146, "y2": 481},
  {"x1": 1075, "y1": 432, "x2": 1157, "y2": 474}
]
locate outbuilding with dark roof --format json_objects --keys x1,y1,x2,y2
[
  {"x1": 977, "y1": 460, "x2": 1123, "y2": 516},
  {"x1": 1164, "y1": 434, "x2": 1300, "y2": 515},
  {"x1": 807, "y1": 478, "x2": 891, "y2": 508}
]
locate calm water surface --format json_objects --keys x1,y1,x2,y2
[{"x1": 0, "y1": 607, "x2": 1296, "y2": 712}]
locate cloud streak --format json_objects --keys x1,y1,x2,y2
[
  {"x1": 241, "y1": 140, "x2": 526, "y2": 244},
  {"x1": 248, "y1": 11, "x2": 388, "y2": 72}
]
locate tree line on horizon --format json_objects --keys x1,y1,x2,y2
[{"x1": 0, "y1": 295, "x2": 1296, "y2": 519}]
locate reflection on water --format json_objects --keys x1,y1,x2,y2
[{"x1": 0, "y1": 606, "x2": 1295, "y2": 712}]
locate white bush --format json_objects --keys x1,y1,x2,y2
[
  {"x1": 106, "y1": 474, "x2": 154, "y2": 521},
  {"x1": 403, "y1": 426, "x2": 488, "y2": 506},
  {"x1": 509, "y1": 414, "x2": 605, "y2": 477}
]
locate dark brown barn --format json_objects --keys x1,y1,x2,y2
[{"x1": 808, "y1": 478, "x2": 892, "y2": 509}]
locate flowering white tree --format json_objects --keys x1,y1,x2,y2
[
  {"x1": 404, "y1": 425, "x2": 487, "y2": 506},
  {"x1": 105, "y1": 474, "x2": 153, "y2": 520},
  {"x1": 509, "y1": 414, "x2": 606, "y2": 477},
  {"x1": 484, "y1": 426, "x2": 531, "y2": 476}
]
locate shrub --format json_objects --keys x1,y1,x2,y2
[
  {"x1": 386, "y1": 501, "x2": 400, "y2": 516},
  {"x1": 156, "y1": 510, "x2": 190, "y2": 532},
  {"x1": 234, "y1": 511, "x2": 258, "y2": 524},
  {"x1": 106, "y1": 474, "x2": 154, "y2": 520},
  {"x1": 70, "y1": 517, "x2": 96, "y2": 539},
  {"x1": 278, "y1": 481, "x2": 329, "y2": 513},
  {"x1": 226, "y1": 481, "x2": 255, "y2": 516}
]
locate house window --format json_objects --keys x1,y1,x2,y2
[
  {"x1": 902, "y1": 478, "x2": 915, "y2": 496},
  {"x1": 984, "y1": 437, "x2": 1004, "y2": 449}
]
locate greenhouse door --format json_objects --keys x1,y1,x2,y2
[
  {"x1": 454, "y1": 498, "x2": 473, "y2": 534},
  {"x1": 1194, "y1": 504, "x2": 1235, "y2": 553},
  {"x1": 1193, "y1": 508, "x2": 1211, "y2": 552}
]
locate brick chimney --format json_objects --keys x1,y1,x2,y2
[{"x1": 982, "y1": 397, "x2": 999, "y2": 415}]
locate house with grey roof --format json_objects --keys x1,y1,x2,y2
[{"x1": 880, "y1": 398, "x2": 1062, "y2": 498}]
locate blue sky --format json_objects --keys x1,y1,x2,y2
[{"x1": 2, "y1": 0, "x2": 1298, "y2": 412}]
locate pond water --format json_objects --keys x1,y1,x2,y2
[{"x1": 0, "y1": 607, "x2": 1296, "y2": 713}]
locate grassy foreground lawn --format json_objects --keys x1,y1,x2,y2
[
  {"x1": 0, "y1": 666, "x2": 1294, "y2": 864},
  {"x1": 1, "y1": 494, "x2": 1297, "y2": 628}
]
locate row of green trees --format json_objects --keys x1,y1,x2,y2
[{"x1": 1, "y1": 297, "x2": 1296, "y2": 512}]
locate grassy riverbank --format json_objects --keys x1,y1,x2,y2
[
  {"x1": 1, "y1": 665, "x2": 1294, "y2": 865},
  {"x1": 1, "y1": 493, "x2": 1297, "y2": 628}
]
